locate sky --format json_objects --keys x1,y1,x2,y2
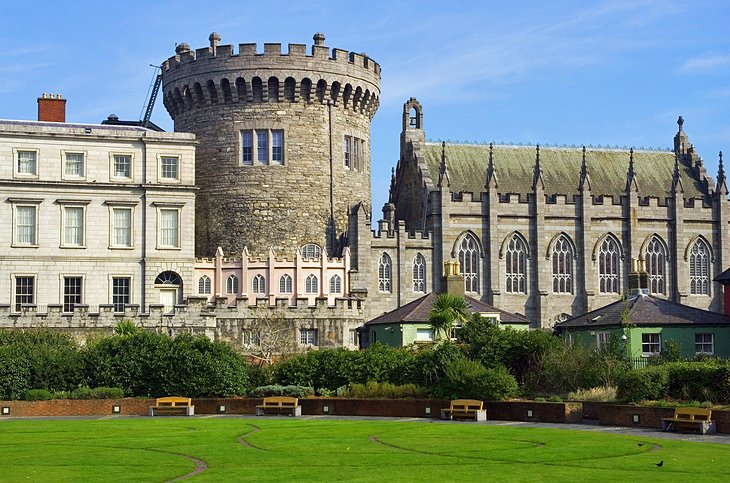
[{"x1": 2, "y1": 0, "x2": 729, "y2": 220}]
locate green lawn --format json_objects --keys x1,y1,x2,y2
[{"x1": 1, "y1": 417, "x2": 728, "y2": 482}]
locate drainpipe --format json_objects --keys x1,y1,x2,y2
[
  {"x1": 141, "y1": 136, "x2": 148, "y2": 312},
  {"x1": 327, "y1": 99, "x2": 335, "y2": 254}
]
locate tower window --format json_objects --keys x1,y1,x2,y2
[{"x1": 242, "y1": 129, "x2": 285, "y2": 166}]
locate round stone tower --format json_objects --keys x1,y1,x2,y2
[{"x1": 161, "y1": 33, "x2": 380, "y2": 257}]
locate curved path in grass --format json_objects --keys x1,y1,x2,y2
[{"x1": 165, "y1": 454, "x2": 207, "y2": 482}]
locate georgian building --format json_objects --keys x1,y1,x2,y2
[{"x1": 0, "y1": 95, "x2": 197, "y2": 314}]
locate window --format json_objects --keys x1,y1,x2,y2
[
  {"x1": 642, "y1": 333, "x2": 661, "y2": 356},
  {"x1": 695, "y1": 333, "x2": 714, "y2": 355},
  {"x1": 242, "y1": 131, "x2": 253, "y2": 165},
  {"x1": 64, "y1": 152, "x2": 84, "y2": 177},
  {"x1": 112, "y1": 277, "x2": 130, "y2": 313},
  {"x1": 14, "y1": 205, "x2": 38, "y2": 245},
  {"x1": 378, "y1": 253, "x2": 392, "y2": 293},
  {"x1": 598, "y1": 236, "x2": 620, "y2": 294},
  {"x1": 459, "y1": 234, "x2": 480, "y2": 293},
  {"x1": 63, "y1": 276, "x2": 82, "y2": 313},
  {"x1": 112, "y1": 208, "x2": 132, "y2": 247},
  {"x1": 596, "y1": 331, "x2": 610, "y2": 349},
  {"x1": 112, "y1": 155, "x2": 131, "y2": 178},
  {"x1": 279, "y1": 274, "x2": 293, "y2": 294},
  {"x1": 160, "y1": 156, "x2": 179, "y2": 180},
  {"x1": 301, "y1": 244, "x2": 321, "y2": 259},
  {"x1": 158, "y1": 208, "x2": 179, "y2": 248},
  {"x1": 689, "y1": 239, "x2": 710, "y2": 295},
  {"x1": 330, "y1": 274, "x2": 342, "y2": 293},
  {"x1": 242, "y1": 129, "x2": 285, "y2": 165},
  {"x1": 349, "y1": 329, "x2": 358, "y2": 346},
  {"x1": 305, "y1": 274, "x2": 319, "y2": 294},
  {"x1": 353, "y1": 138, "x2": 360, "y2": 172},
  {"x1": 14, "y1": 276, "x2": 35, "y2": 312},
  {"x1": 226, "y1": 275, "x2": 239, "y2": 295},
  {"x1": 198, "y1": 276, "x2": 211, "y2": 295},
  {"x1": 17, "y1": 150, "x2": 37, "y2": 175},
  {"x1": 646, "y1": 236, "x2": 666, "y2": 295},
  {"x1": 552, "y1": 235, "x2": 574, "y2": 294},
  {"x1": 63, "y1": 206, "x2": 84, "y2": 246},
  {"x1": 243, "y1": 329, "x2": 261, "y2": 346},
  {"x1": 344, "y1": 136, "x2": 351, "y2": 169},
  {"x1": 505, "y1": 234, "x2": 527, "y2": 293},
  {"x1": 252, "y1": 274, "x2": 265, "y2": 294},
  {"x1": 300, "y1": 328, "x2": 318, "y2": 345},
  {"x1": 413, "y1": 254, "x2": 426, "y2": 292},
  {"x1": 416, "y1": 328, "x2": 434, "y2": 341}
]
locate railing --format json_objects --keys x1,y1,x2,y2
[{"x1": 631, "y1": 355, "x2": 729, "y2": 369}]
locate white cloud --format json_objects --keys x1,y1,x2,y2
[{"x1": 679, "y1": 55, "x2": 730, "y2": 73}]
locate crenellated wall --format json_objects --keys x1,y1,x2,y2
[{"x1": 161, "y1": 32, "x2": 380, "y2": 258}]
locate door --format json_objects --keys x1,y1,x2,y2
[{"x1": 160, "y1": 288, "x2": 177, "y2": 313}]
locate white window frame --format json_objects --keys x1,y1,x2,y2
[
  {"x1": 598, "y1": 236, "x2": 621, "y2": 294},
  {"x1": 159, "y1": 155, "x2": 180, "y2": 182},
  {"x1": 61, "y1": 275, "x2": 84, "y2": 313},
  {"x1": 110, "y1": 153, "x2": 133, "y2": 180},
  {"x1": 198, "y1": 275, "x2": 212, "y2": 295},
  {"x1": 226, "y1": 274, "x2": 239, "y2": 295},
  {"x1": 305, "y1": 274, "x2": 319, "y2": 294},
  {"x1": 58, "y1": 201, "x2": 89, "y2": 248},
  {"x1": 301, "y1": 243, "x2": 321, "y2": 259},
  {"x1": 13, "y1": 274, "x2": 36, "y2": 312},
  {"x1": 62, "y1": 150, "x2": 86, "y2": 179},
  {"x1": 646, "y1": 237, "x2": 667, "y2": 295},
  {"x1": 252, "y1": 274, "x2": 266, "y2": 294},
  {"x1": 459, "y1": 234, "x2": 480, "y2": 293},
  {"x1": 10, "y1": 198, "x2": 42, "y2": 247},
  {"x1": 299, "y1": 328, "x2": 318, "y2": 346},
  {"x1": 596, "y1": 331, "x2": 610, "y2": 349},
  {"x1": 378, "y1": 253, "x2": 392, "y2": 293},
  {"x1": 241, "y1": 129, "x2": 285, "y2": 166},
  {"x1": 329, "y1": 274, "x2": 342, "y2": 294},
  {"x1": 695, "y1": 333, "x2": 714, "y2": 355},
  {"x1": 641, "y1": 333, "x2": 661, "y2": 356},
  {"x1": 13, "y1": 148, "x2": 39, "y2": 177},
  {"x1": 552, "y1": 235, "x2": 574, "y2": 294},
  {"x1": 505, "y1": 234, "x2": 527, "y2": 294},
  {"x1": 110, "y1": 275, "x2": 132, "y2": 313},
  {"x1": 154, "y1": 203, "x2": 183, "y2": 249},
  {"x1": 413, "y1": 254, "x2": 426, "y2": 293},
  {"x1": 416, "y1": 328, "x2": 434, "y2": 342},
  {"x1": 279, "y1": 274, "x2": 293, "y2": 294},
  {"x1": 689, "y1": 239, "x2": 711, "y2": 296}
]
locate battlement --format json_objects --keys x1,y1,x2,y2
[{"x1": 162, "y1": 32, "x2": 380, "y2": 120}]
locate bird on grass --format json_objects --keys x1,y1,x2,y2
[{"x1": 656, "y1": 461, "x2": 664, "y2": 467}]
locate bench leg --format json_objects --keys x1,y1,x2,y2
[
  {"x1": 440, "y1": 410, "x2": 452, "y2": 420},
  {"x1": 661, "y1": 421, "x2": 673, "y2": 431},
  {"x1": 475, "y1": 410, "x2": 487, "y2": 422},
  {"x1": 186, "y1": 406, "x2": 195, "y2": 416},
  {"x1": 256, "y1": 408, "x2": 264, "y2": 416},
  {"x1": 292, "y1": 406, "x2": 302, "y2": 417}
]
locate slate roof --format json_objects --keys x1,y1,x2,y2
[
  {"x1": 366, "y1": 292, "x2": 530, "y2": 325},
  {"x1": 554, "y1": 294, "x2": 730, "y2": 331},
  {"x1": 713, "y1": 267, "x2": 730, "y2": 284},
  {"x1": 421, "y1": 143, "x2": 708, "y2": 199}
]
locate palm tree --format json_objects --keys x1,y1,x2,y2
[{"x1": 429, "y1": 293, "x2": 471, "y2": 341}]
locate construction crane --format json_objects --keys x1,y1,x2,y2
[{"x1": 140, "y1": 65, "x2": 162, "y2": 128}]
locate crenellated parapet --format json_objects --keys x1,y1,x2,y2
[{"x1": 162, "y1": 32, "x2": 381, "y2": 121}]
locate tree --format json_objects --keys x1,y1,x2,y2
[
  {"x1": 241, "y1": 312, "x2": 300, "y2": 365},
  {"x1": 429, "y1": 294, "x2": 470, "y2": 341}
]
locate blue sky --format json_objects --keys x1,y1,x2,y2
[{"x1": 2, "y1": 0, "x2": 729, "y2": 219}]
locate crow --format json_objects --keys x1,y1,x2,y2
[{"x1": 656, "y1": 461, "x2": 664, "y2": 467}]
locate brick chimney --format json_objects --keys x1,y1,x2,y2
[
  {"x1": 37, "y1": 93, "x2": 66, "y2": 122},
  {"x1": 441, "y1": 260, "x2": 465, "y2": 298}
]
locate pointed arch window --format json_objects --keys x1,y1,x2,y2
[
  {"x1": 226, "y1": 274, "x2": 239, "y2": 295},
  {"x1": 598, "y1": 236, "x2": 620, "y2": 294},
  {"x1": 305, "y1": 274, "x2": 319, "y2": 294},
  {"x1": 689, "y1": 239, "x2": 710, "y2": 295},
  {"x1": 279, "y1": 274, "x2": 293, "y2": 294},
  {"x1": 646, "y1": 237, "x2": 667, "y2": 295},
  {"x1": 505, "y1": 234, "x2": 527, "y2": 294},
  {"x1": 552, "y1": 235, "x2": 574, "y2": 294},
  {"x1": 412, "y1": 253, "x2": 426, "y2": 292},
  {"x1": 378, "y1": 253, "x2": 392, "y2": 293},
  {"x1": 198, "y1": 275, "x2": 211, "y2": 295},
  {"x1": 252, "y1": 274, "x2": 265, "y2": 294},
  {"x1": 330, "y1": 274, "x2": 342, "y2": 294},
  {"x1": 459, "y1": 234, "x2": 480, "y2": 293}
]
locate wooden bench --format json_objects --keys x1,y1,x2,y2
[
  {"x1": 256, "y1": 396, "x2": 302, "y2": 417},
  {"x1": 661, "y1": 407, "x2": 716, "y2": 435},
  {"x1": 149, "y1": 396, "x2": 194, "y2": 416},
  {"x1": 440, "y1": 399, "x2": 487, "y2": 421}
]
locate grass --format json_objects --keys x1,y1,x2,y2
[{"x1": 1, "y1": 417, "x2": 729, "y2": 482}]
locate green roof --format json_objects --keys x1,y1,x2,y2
[{"x1": 421, "y1": 143, "x2": 707, "y2": 199}]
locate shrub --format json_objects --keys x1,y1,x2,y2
[
  {"x1": 23, "y1": 388, "x2": 53, "y2": 401},
  {"x1": 547, "y1": 395, "x2": 563, "y2": 403},
  {"x1": 617, "y1": 365, "x2": 669, "y2": 403},
  {"x1": 70, "y1": 386, "x2": 93, "y2": 399},
  {"x1": 89, "y1": 387, "x2": 124, "y2": 399},
  {"x1": 0, "y1": 346, "x2": 31, "y2": 400},
  {"x1": 341, "y1": 382, "x2": 429, "y2": 399},
  {"x1": 666, "y1": 361, "x2": 730, "y2": 403},
  {"x1": 248, "y1": 385, "x2": 314, "y2": 398},
  {"x1": 430, "y1": 358, "x2": 518, "y2": 401},
  {"x1": 567, "y1": 386, "x2": 618, "y2": 402}
]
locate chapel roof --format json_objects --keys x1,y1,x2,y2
[
  {"x1": 420, "y1": 143, "x2": 708, "y2": 199},
  {"x1": 366, "y1": 292, "x2": 530, "y2": 325},
  {"x1": 554, "y1": 294, "x2": 730, "y2": 330}
]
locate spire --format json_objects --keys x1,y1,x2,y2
[
  {"x1": 579, "y1": 146, "x2": 591, "y2": 191},
  {"x1": 674, "y1": 115, "x2": 689, "y2": 155},
  {"x1": 717, "y1": 151, "x2": 728, "y2": 195},
  {"x1": 677, "y1": 115, "x2": 684, "y2": 133},
  {"x1": 672, "y1": 152, "x2": 684, "y2": 194},
  {"x1": 486, "y1": 142, "x2": 499, "y2": 189},
  {"x1": 532, "y1": 144, "x2": 545, "y2": 191},
  {"x1": 626, "y1": 148, "x2": 638, "y2": 193},
  {"x1": 437, "y1": 141, "x2": 450, "y2": 188},
  {"x1": 388, "y1": 167, "x2": 396, "y2": 203}
]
